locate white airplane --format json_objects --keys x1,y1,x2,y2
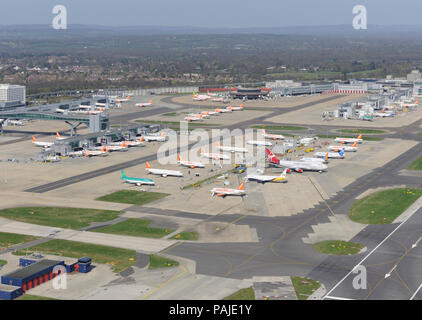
[
  {"x1": 300, "y1": 137, "x2": 318, "y2": 145},
  {"x1": 245, "y1": 169, "x2": 288, "y2": 184},
  {"x1": 211, "y1": 182, "x2": 246, "y2": 198},
  {"x1": 189, "y1": 112, "x2": 209, "y2": 119},
  {"x1": 245, "y1": 134, "x2": 272, "y2": 147},
  {"x1": 373, "y1": 111, "x2": 394, "y2": 118},
  {"x1": 56, "y1": 132, "x2": 67, "y2": 140},
  {"x1": 328, "y1": 142, "x2": 358, "y2": 152},
  {"x1": 200, "y1": 147, "x2": 231, "y2": 160},
  {"x1": 32, "y1": 136, "x2": 53, "y2": 148},
  {"x1": 177, "y1": 154, "x2": 205, "y2": 168},
  {"x1": 202, "y1": 110, "x2": 219, "y2": 116},
  {"x1": 314, "y1": 150, "x2": 345, "y2": 159},
  {"x1": 94, "y1": 142, "x2": 128, "y2": 152},
  {"x1": 135, "y1": 100, "x2": 153, "y2": 108},
  {"x1": 227, "y1": 104, "x2": 244, "y2": 111},
  {"x1": 110, "y1": 137, "x2": 145, "y2": 147},
  {"x1": 334, "y1": 134, "x2": 363, "y2": 144},
  {"x1": 145, "y1": 162, "x2": 183, "y2": 177},
  {"x1": 184, "y1": 114, "x2": 204, "y2": 122},
  {"x1": 215, "y1": 108, "x2": 232, "y2": 113},
  {"x1": 7, "y1": 120, "x2": 24, "y2": 126},
  {"x1": 68, "y1": 150, "x2": 84, "y2": 157},
  {"x1": 142, "y1": 132, "x2": 167, "y2": 142},
  {"x1": 192, "y1": 92, "x2": 211, "y2": 101},
  {"x1": 114, "y1": 96, "x2": 131, "y2": 103},
  {"x1": 266, "y1": 149, "x2": 327, "y2": 173},
  {"x1": 216, "y1": 141, "x2": 248, "y2": 153},
  {"x1": 84, "y1": 146, "x2": 108, "y2": 157},
  {"x1": 261, "y1": 129, "x2": 285, "y2": 140},
  {"x1": 300, "y1": 156, "x2": 328, "y2": 164}
]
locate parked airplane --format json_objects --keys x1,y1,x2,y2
[
  {"x1": 261, "y1": 129, "x2": 285, "y2": 140},
  {"x1": 121, "y1": 170, "x2": 155, "y2": 186},
  {"x1": 56, "y1": 132, "x2": 67, "y2": 140},
  {"x1": 373, "y1": 111, "x2": 394, "y2": 118},
  {"x1": 300, "y1": 137, "x2": 318, "y2": 145},
  {"x1": 245, "y1": 169, "x2": 288, "y2": 184},
  {"x1": 200, "y1": 147, "x2": 231, "y2": 160},
  {"x1": 110, "y1": 137, "x2": 144, "y2": 147},
  {"x1": 192, "y1": 92, "x2": 211, "y2": 101},
  {"x1": 215, "y1": 108, "x2": 232, "y2": 113},
  {"x1": 84, "y1": 146, "x2": 108, "y2": 157},
  {"x1": 227, "y1": 105, "x2": 244, "y2": 111},
  {"x1": 177, "y1": 154, "x2": 205, "y2": 168},
  {"x1": 145, "y1": 162, "x2": 183, "y2": 177},
  {"x1": 266, "y1": 149, "x2": 327, "y2": 173},
  {"x1": 216, "y1": 141, "x2": 248, "y2": 153},
  {"x1": 135, "y1": 100, "x2": 153, "y2": 108},
  {"x1": 314, "y1": 150, "x2": 345, "y2": 159},
  {"x1": 202, "y1": 110, "x2": 219, "y2": 116},
  {"x1": 334, "y1": 134, "x2": 363, "y2": 144},
  {"x1": 142, "y1": 132, "x2": 167, "y2": 142},
  {"x1": 300, "y1": 155, "x2": 328, "y2": 163},
  {"x1": 32, "y1": 136, "x2": 53, "y2": 148},
  {"x1": 184, "y1": 114, "x2": 204, "y2": 122},
  {"x1": 115, "y1": 96, "x2": 131, "y2": 103},
  {"x1": 245, "y1": 134, "x2": 272, "y2": 147},
  {"x1": 94, "y1": 142, "x2": 128, "y2": 152},
  {"x1": 211, "y1": 182, "x2": 246, "y2": 198},
  {"x1": 328, "y1": 142, "x2": 358, "y2": 152}
]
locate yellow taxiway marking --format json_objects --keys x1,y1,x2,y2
[{"x1": 140, "y1": 265, "x2": 187, "y2": 300}]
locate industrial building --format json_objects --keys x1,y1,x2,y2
[
  {"x1": 229, "y1": 87, "x2": 271, "y2": 99},
  {"x1": 0, "y1": 257, "x2": 93, "y2": 300},
  {"x1": 0, "y1": 84, "x2": 26, "y2": 110}
]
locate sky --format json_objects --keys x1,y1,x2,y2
[{"x1": 1, "y1": 0, "x2": 422, "y2": 28}]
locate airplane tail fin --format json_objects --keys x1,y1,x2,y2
[
  {"x1": 161, "y1": 132, "x2": 165, "y2": 137},
  {"x1": 357, "y1": 134, "x2": 363, "y2": 139},
  {"x1": 101, "y1": 146, "x2": 106, "y2": 152},
  {"x1": 32, "y1": 136, "x2": 36, "y2": 142},
  {"x1": 238, "y1": 182, "x2": 245, "y2": 191},
  {"x1": 281, "y1": 169, "x2": 288, "y2": 177},
  {"x1": 177, "y1": 154, "x2": 182, "y2": 161},
  {"x1": 145, "y1": 162, "x2": 151, "y2": 169},
  {"x1": 352, "y1": 142, "x2": 358, "y2": 148},
  {"x1": 121, "y1": 170, "x2": 127, "y2": 178},
  {"x1": 149, "y1": 100, "x2": 152, "y2": 103},
  {"x1": 261, "y1": 129, "x2": 266, "y2": 135},
  {"x1": 201, "y1": 147, "x2": 205, "y2": 154},
  {"x1": 56, "y1": 132, "x2": 61, "y2": 139},
  {"x1": 216, "y1": 141, "x2": 221, "y2": 147},
  {"x1": 140, "y1": 137, "x2": 144, "y2": 143}
]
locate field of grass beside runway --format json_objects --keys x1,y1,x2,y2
[
  {"x1": 171, "y1": 231, "x2": 198, "y2": 241},
  {"x1": 0, "y1": 232, "x2": 40, "y2": 249},
  {"x1": 0, "y1": 259, "x2": 7, "y2": 267},
  {"x1": 0, "y1": 207, "x2": 120, "y2": 230},
  {"x1": 17, "y1": 295, "x2": 59, "y2": 300},
  {"x1": 223, "y1": 287, "x2": 255, "y2": 300},
  {"x1": 148, "y1": 254, "x2": 179, "y2": 269},
  {"x1": 312, "y1": 240, "x2": 365, "y2": 255},
  {"x1": 13, "y1": 239, "x2": 137, "y2": 273},
  {"x1": 408, "y1": 155, "x2": 422, "y2": 170},
  {"x1": 349, "y1": 188, "x2": 422, "y2": 224},
  {"x1": 96, "y1": 190, "x2": 169, "y2": 205},
  {"x1": 291, "y1": 276, "x2": 321, "y2": 300},
  {"x1": 337, "y1": 129, "x2": 387, "y2": 134},
  {"x1": 92, "y1": 218, "x2": 173, "y2": 239}
]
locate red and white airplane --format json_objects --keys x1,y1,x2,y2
[
  {"x1": 261, "y1": 129, "x2": 285, "y2": 140},
  {"x1": 145, "y1": 162, "x2": 183, "y2": 177},
  {"x1": 202, "y1": 110, "x2": 219, "y2": 116},
  {"x1": 94, "y1": 142, "x2": 128, "y2": 152},
  {"x1": 84, "y1": 146, "x2": 108, "y2": 157},
  {"x1": 177, "y1": 154, "x2": 205, "y2": 168},
  {"x1": 184, "y1": 114, "x2": 204, "y2": 122},
  {"x1": 200, "y1": 147, "x2": 231, "y2": 160},
  {"x1": 192, "y1": 92, "x2": 211, "y2": 101},
  {"x1": 110, "y1": 137, "x2": 145, "y2": 147},
  {"x1": 328, "y1": 141, "x2": 358, "y2": 152},
  {"x1": 143, "y1": 132, "x2": 167, "y2": 142},
  {"x1": 227, "y1": 104, "x2": 244, "y2": 111},
  {"x1": 215, "y1": 108, "x2": 232, "y2": 113},
  {"x1": 56, "y1": 132, "x2": 67, "y2": 140},
  {"x1": 211, "y1": 182, "x2": 246, "y2": 198},
  {"x1": 115, "y1": 96, "x2": 131, "y2": 103},
  {"x1": 334, "y1": 134, "x2": 363, "y2": 144},
  {"x1": 135, "y1": 100, "x2": 153, "y2": 108},
  {"x1": 32, "y1": 136, "x2": 53, "y2": 148}
]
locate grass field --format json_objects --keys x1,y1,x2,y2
[
  {"x1": 338, "y1": 129, "x2": 387, "y2": 134},
  {"x1": 161, "y1": 112, "x2": 178, "y2": 117},
  {"x1": 312, "y1": 240, "x2": 365, "y2": 255},
  {"x1": 171, "y1": 231, "x2": 198, "y2": 240},
  {"x1": 223, "y1": 287, "x2": 255, "y2": 300},
  {"x1": 0, "y1": 207, "x2": 120, "y2": 230},
  {"x1": 17, "y1": 294, "x2": 59, "y2": 300},
  {"x1": 149, "y1": 254, "x2": 179, "y2": 269},
  {"x1": 251, "y1": 125, "x2": 308, "y2": 131},
  {"x1": 93, "y1": 218, "x2": 173, "y2": 238},
  {"x1": 96, "y1": 190, "x2": 169, "y2": 205},
  {"x1": 0, "y1": 232, "x2": 39, "y2": 249},
  {"x1": 349, "y1": 188, "x2": 422, "y2": 224},
  {"x1": 13, "y1": 239, "x2": 136, "y2": 273},
  {"x1": 408, "y1": 156, "x2": 422, "y2": 170},
  {"x1": 0, "y1": 259, "x2": 7, "y2": 267},
  {"x1": 291, "y1": 276, "x2": 321, "y2": 300}
]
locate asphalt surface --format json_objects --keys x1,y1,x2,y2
[{"x1": 10, "y1": 94, "x2": 422, "y2": 299}]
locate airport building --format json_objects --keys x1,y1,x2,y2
[{"x1": 0, "y1": 84, "x2": 26, "y2": 110}]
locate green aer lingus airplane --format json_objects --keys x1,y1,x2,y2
[{"x1": 121, "y1": 170, "x2": 155, "y2": 186}]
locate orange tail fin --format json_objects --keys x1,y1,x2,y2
[
  {"x1": 145, "y1": 162, "x2": 151, "y2": 169},
  {"x1": 32, "y1": 136, "x2": 36, "y2": 142},
  {"x1": 238, "y1": 182, "x2": 245, "y2": 191},
  {"x1": 177, "y1": 154, "x2": 181, "y2": 161}
]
